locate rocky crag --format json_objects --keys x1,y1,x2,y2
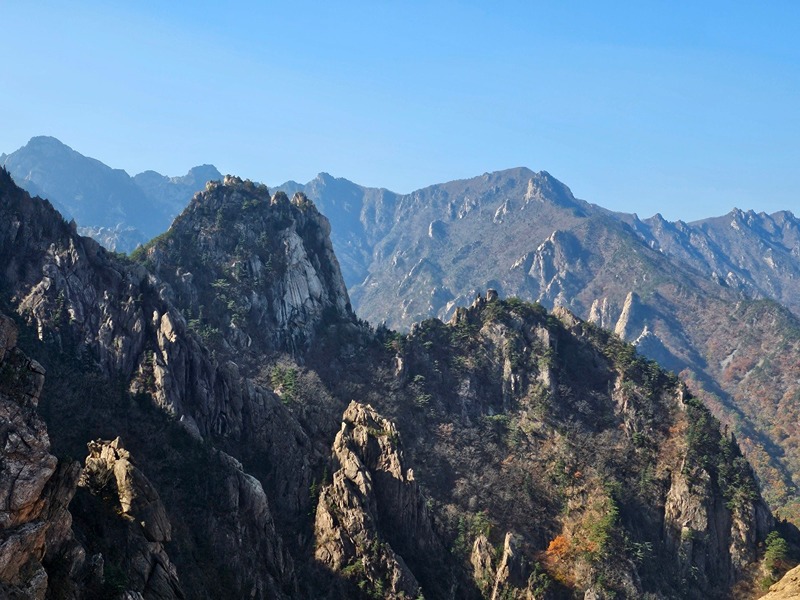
[
  {"x1": 278, "y1": 169, "x2": 800, "y2": 525},
  {"x1": 0, "y1": 312, "x2": 82, "y2": 599},
  {"x1": 0, "y1": 167, "x2": 794, "y2": 598}
]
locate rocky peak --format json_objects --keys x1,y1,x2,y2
[
  {"x1": 0, "y1": 160, "x2": 303, "y2": 594},
  {"x1": 139, "y1": 173, "x2": 353, "y2": 360},
  {"x1": 79, "y1": 437, "x2": 182, "y2": 597},
  {"x1": 19, "y1": 135, "x2": 72, "y2": 154},
  {"x1": 0, "y1": 162, "x2": 794, "y2": 599},
  {"x1": 525, "y1": 170, "x2": 568, "y2": 201},
  {"x1": 525, "y1": 229, "x2": 586, "y2": 307},
  {"x1": 182, "y1": 164, "x2": 221, "y2": 184},
  {"x1": 314, "y1": 172, "x2": 335, "y2": 185},
  {"x1": 81, "y1": 437, "x2": 172, "y2": 543},
  {"x1": 402, "y1": 293, "x2": 781, "y2": 597},
  {"x1": 588, "y1": 297, "x2": 616, "y2": 331},
  {"x1": 314, "y1": 401, "x2": 445, "y2": 599},
  {"x1": 613, "y1": 291, "x2": 642, "y2": 340}
]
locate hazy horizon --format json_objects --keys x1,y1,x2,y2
[{"x1": 2, "y1": 1, "x2": 799, "y2": 222}]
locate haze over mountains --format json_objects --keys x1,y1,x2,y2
[
  {"x1": 276, "y1": 170, "x2": 800, "y2": 327},
  {"x1": 1, "y1": 136, "x2": 221, "y2": 252}
]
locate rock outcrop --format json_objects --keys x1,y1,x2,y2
[
  {"x1": 0, "y1": 313, "x2": 85, "y2": 599},
  {"x1": 393, "y1": 297, "x2": 783, "y2": 598},
  {"x1": 315, "y1": 402, "x2": 444, "y2": 599},
  {"x1": 470, "y1": 534, "x2": 494, "y2": 593},
  {"x1": 0, "y1": 167, "x2": 333, "y2": 459},
  {"x1": 763, "y1": 563, "x2": 800, "y2": 599},
  {"x1": 0, "y1": 168, "x2": 323, "y2": 598},
  {"x1": 613, "y1": 291, "x2": 643, "y2": 341},
  {"x1": 279, "y1": 167, "x2": 800, "y2": 527},
  {"x1": 490, "y1": 532, "x2": 533, "y2": 600},
  {"x1": 663, "y1": 462, "x2": 772, "y2": 589},
  {"x1": 143, "y1": 176, "x2": 352, "y2": 361},
  {"x1": 79, "y1": 438, "x2": 181, "y2": 598},
  {"x1": 525, "y1": 230, "x2": 586, "y2": 308}
]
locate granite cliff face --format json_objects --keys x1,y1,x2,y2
[
  {"x1": 0, "y1": 313, "x2": 81, "y2": 599},
  {"x1": 276, "y1": 172, "x2": 400, "y2": 287},
  {"x1": 0, "y1": 167, "x2": 349, "y2": 438},
  {"x1": 622, "y1": 208, "x2": 800, "y2": 317},
  {"x1": 137, "y1": 174, "x2": 352, "y2": 362},
  {"x1": 0, "y1": 167, "x2": 792, "y2": 598},
  {"x1": 0, "y1": 168, "x2": 337, "y2": 597},
  {"x1": 314, "y1": 402, "x2": 439, "y2": 599},
  {"x1": 79, "y1": 437, "x2": 181, "y2": 598},
  {"x1": 0, "y1": 306, "x2": 297, "y2": 599}
]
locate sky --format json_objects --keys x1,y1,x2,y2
[{"x1": 1, "y1": 0, "x2": 799, "y2": 221}]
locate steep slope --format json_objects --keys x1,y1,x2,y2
[
  {"x1": 2, "y1": 136, "x2": 220, "y2": 252},
  {"x1": 306, "y1": 294, "x2": 781, "y2": 598},
  {"x1": 622, "y1": 209, "x2": 800, "y2": 318},
  {"x1": 135, "y1": 175, "x2": 353, "y2": 363},
  {"x1": 282, "y1": 168, "x2": 800, "y2": 524},
  {"x1": 0, "y1": 313, "x2": 84, "y2": 599},
  {"x1": 0, "y1": 168, "x2": 331, "y2": 598},
  {"x1": 15, "y1": 139, "x2": 800, "y2": 523},
  {"x1": 275, "y1": 172, "x2": 400, "y2": 287},
  {"x1": 0, "y1": 167, "x2": 788, "y2": 598}
]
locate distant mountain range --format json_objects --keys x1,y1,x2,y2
[
  {"x1": 5, "y1": 136, "x2": 800, "y2": 522},
  {"x1": 278, "y1": 169, "x2": 800, "y2": 519},
  {"x1": 276, "y1": 169, "x2": 800, "y2": 326},
  {"x1": 1, "y1": 136, "x2": 220, "y2": 251}
]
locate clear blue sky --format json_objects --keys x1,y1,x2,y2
[{"x1": 2, "y1": 1, "x2": 799, "y2": 221}]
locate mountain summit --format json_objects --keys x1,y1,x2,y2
[{"x1": 1, "y1": 136, "x2": 221, "y2": 251}]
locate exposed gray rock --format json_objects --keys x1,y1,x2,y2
[
  {"x1": 82, "y1": 438, "x2": 171, "y2": 543},
  {"x1": 0, "y1": 314, "x2": 87, "y2": 598},
  {"x1": 470, "y1": 534, "x2": 494, "y2": 593},
  {"x1": 0, "y1": 166, "x2": 786, "y2": 599},
  {"x1": 314, "y1": 401, "x2": 443, "y2": 599},
  {"x1": 491, "y1": 532, "x2": 527, "y2": 600},
  {"x1": 613, "y1": 291, "x2": 643, "y2": 341},
  {"x1": 79, "y1": 437, "x2": 182, "y2": 599},
  {"x1": 663, "y1": 436, "x2": 773, "y2": 588},
  {"x1": 587, "y1": 297, "x2": 618, "y2": 331}
]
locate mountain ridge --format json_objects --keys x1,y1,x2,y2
[
  {"x1": 275, "y1": 168, "x2": 800, "y2": 525},
  {"x1": 7, "y1": 136, "x2": 800, "y2": 523},
  {"x1": 0, "y1": 166, "x2": 789, "y2": 598},
  {"x1": 1, "y1": 136, "x2": 221, "y2": 252}
]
